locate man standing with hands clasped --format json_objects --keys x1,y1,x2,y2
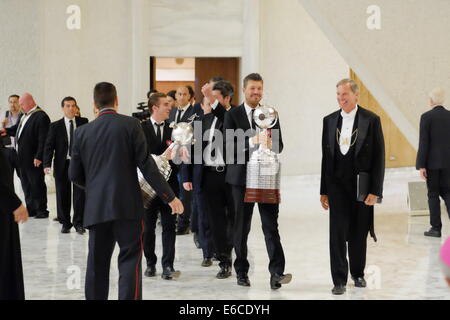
[{"x1": 320, "y1": 79, "x2": 385, "y2": 295}]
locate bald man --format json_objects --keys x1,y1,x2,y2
[{"x1": 1, "y1": 93, "x2": 50, "y2": 218}]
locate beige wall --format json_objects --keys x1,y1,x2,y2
[{"x1": 260, "y1": 0, "x2": 349, "y2": 175}]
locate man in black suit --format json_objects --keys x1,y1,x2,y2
[
  {"x1": 0, "y1": 142, "x2": 28, "y2": 300},
  {"x1": 1, "y1": 93, "x2": 50, "y2": 219},
  {"x1": 224, "y1": 73, "x2": 292, "y2": 290},
  {"x1": 141, "y1": 92, "x2": 181, "y2": 280},
  {"x1": 69, "y1": 82, "x2": 183, "y2": 300},
  {"x1": 416, "y1": 88, "x2": 450, "y2": 238},
  {"x1": 43, "y1": 96, "x2": 88, "y2": 234},
  {"x1": 320, "y1": 79, "x2": 385, "y2": 295},
  {"x1": 183, "y1": 80, "x2": 236, "y2": 276}
]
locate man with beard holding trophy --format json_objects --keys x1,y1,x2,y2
[
  {"x1": 320, "y1": 79, "x2": 385, "y2": 295},
  {"x1": 224, "y1": 73, "x2": 292, "y2": 290}
]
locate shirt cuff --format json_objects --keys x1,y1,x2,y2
[{"x1": 211, "y1": 100, "x2": 219, "y2": 110}]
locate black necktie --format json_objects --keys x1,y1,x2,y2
[
  {"x1": 250, "y1": 109, "x2": 257, "y2": 130},
  {"x1": 69, "y1": 120, "x2": 74, "y2": 156},
  {"x1": 176, "y1": 109, "x2": 183, "y2": 123},
  {"x1": 155, "y1": 122, "x2": 163, "y2": 143}
]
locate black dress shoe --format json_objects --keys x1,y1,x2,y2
[
  {"x1": 332, "y1": 285, "x2": 346, "y2": 295},
  {"x1": 176, "y1": 228, "x2": 190, "y2": 235},
  {"x1": 352, "y1": 276, "x2": 367, "y2": 288},
  {"x1": 144, "y1": 265, "x2": 156, "y2": 277},
  {"x1": 201, "y1": 258, "x2": 212, "y2": 267},
  {"x1": 61, "y1": 226, "x2": 71, "y2": 234},
  {"x1": 161, "y1": 267, "x2": 181, "y2": 280},
  {"x1": 75, "y1": 227, "x2": 86, "y2": 235},
  {"x1": 424, "y1": 228, "x2": 441, "y2": 238},
  {"x1": 193, "y1": 233, "x2": 201, "y2": 248},
  {"x1": 216, "y1": 266, "x2": 232, "y2": 279},
  {"x1": 237, "y1": 274, "x2": 250, "y2": 287},
  {"x1": 53, "y1": 217, "x2": 59, "y2": 222},
  {"x1": 270, "y1": 273, "x2": 292, "y2": 290},
  {"x1": 35, "y1": 213, "x2": 49, "y2": 219}
]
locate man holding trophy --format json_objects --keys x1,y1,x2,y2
[{"x1": 224, "y1": 73, "x2": 292, "y2": 290}]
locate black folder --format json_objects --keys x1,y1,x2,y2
[{"x1": 357, "y1": 172, "x2": 382, "y2": 203}]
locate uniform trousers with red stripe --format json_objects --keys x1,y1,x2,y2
[{"x1": 85, "y1": 219, "x2": 144, "y2": 300}]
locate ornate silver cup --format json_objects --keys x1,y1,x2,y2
[{"x1": 244, "y1": 105, "x2": 282, "y2": 204}]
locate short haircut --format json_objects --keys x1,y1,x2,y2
[
  {"x1": 167, "y1": 90, "x2": 176, "y2": 100},
  {"x1": 8, "y1": 94, "x2": 19, "y2": 101},
  {"x1": 94, "y1": 82, "x2": 117, "y2": 109},
  {"x1": 243, "y1": 73, "x2": 263, "y2": 88},
  {"x1": 213, "y1": 80, "x2": 234, "y2": 101},
  {"x1": 210, "y1": 76, "x2": 224, "y2": 83},
  {"x1": 61, "y1": 96, "x2": 77, "y2": 107},
  {"x1": 429, "y1": 88, "x2": 445, "y2": 105},
  {"x1": 336, "y1": 79, "x2": 360, "y2": 94},
  {"x1": 148, "y1": 92, "x2": 167, "y2": 114},
  {"x1": 147, "y1": 89, "x2": 158, "y2": 99},
  {"x1": 186, "y1": 85, "x2": 195, "y2": 99}
]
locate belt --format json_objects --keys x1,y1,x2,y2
[{"x1": 204, "y1": 165, "x2": 225, "y2": 173}]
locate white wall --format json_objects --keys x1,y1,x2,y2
[{"x1": 259, "y1": 0, "x2": 349, "y2": 175}]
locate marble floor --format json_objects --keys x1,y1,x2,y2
[{"x1": 13, "y1": 168, "x2": 450, "y2": 300}]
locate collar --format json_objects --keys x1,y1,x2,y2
[
  {"x1": 150, "y1": 117, "x2": 165, "y2": 126},
  {"x1": 244, "y1": 102, "x2": 258, "y2": 115},
  {"x1": 64, "y1": 116, "x2": 75, "y2": 123},
  {"x1": 340, "y1": 105, "x2": 358, "y2": 120},
  {"x1": 98, "y1": 108, "x2": 117, "y2": 117},
  {"x1": 178, "y1": 104, "x2": 190, "y2": 112},
  {"x1": 25, "y1": 105, "x2": 38, "y2": 115}
]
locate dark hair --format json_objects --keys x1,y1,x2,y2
[
  {"x1": 186, "y1": 85, "x2": 195, "y2": 99},
  {"x1": 147, "y1": 89, "x2": 158, "y2": 99},
  {"x1": 8, "y1": 94, "x2": 19, "y2": 101},
  {"x1": 94, "y1": 82, "x2": 117, "y2": 109},
  {"x1": 167, "y1": 90, "x2": 176, "y2": 100},
  {"x1": 243, "y1": 73, "x2": 263, "y2": 88},
  {"x1": 148, "y1": 92, "x2": 167, "y2": 115},
  {"x1": 213, "y1": 80, "x2": 234, "y2": 102},
  {"x1": 210, "y1": 76, "x2": 224, "y2": 83},
  {"x1": 61, "y1": 96, "x2": 77, "y2": 107}
]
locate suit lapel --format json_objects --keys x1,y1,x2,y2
[
  {"x1": 181, "y1": 105, "x2": 193, "y2": 122},
  {"x1": 328, "y1": 111, "x2": 340, "y2": 160},
  {"x1": 237, "y1": 104, "x2": 251, "y2": 131},
  {"x1": 355, "y1": 106, "x2": 369, "y2": 156},
  {"x1": 59, "y1": 118, "x2": 69, "y2": 148}
]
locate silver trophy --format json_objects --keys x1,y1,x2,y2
[
  {"x1": 244, "y1": 105, "x2": 281, "y2": 204},
  {"x1": 138, "y1": 115, "x2": 197, "y2": 208}
]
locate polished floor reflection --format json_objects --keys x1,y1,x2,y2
[{"x1": 14, "y1": 168, "x2": 450, "y2": 300}]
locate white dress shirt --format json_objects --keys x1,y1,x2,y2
[
  {"x1": 150, "y1": 116, "x2": 165, "y2": 142},
  {"x1": 210, "y1": 99, "x2": 231, "y2": 111},
  {"x1": 244, "y1": 103, "x2": 260, "y2": 149},
  {"x1": 64, "y1": 117, "x2": 77, "y2": 159},
  {"x1": 339, "y1": 105, "x2": 358, "y2": 155},
  {"x1": 17, "y1": 105, "x2": 38, "y2": 141},
  {"x1": 204, "y1": 116, "x2": 225, "y2": 166},
  {"x1": 175, "y1": 104, "x2": 190, "y2": 122}
]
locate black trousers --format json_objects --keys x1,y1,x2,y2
[
  {"x1": 194, "y1": 189, "x2": 214, "y2": 259},
  {"x1": 202, "y1": 170, "x2": 234, "y2": 267},
  {"x1": 55, "y1": 160, "x2": 85, "y2": 228},
  {"x1": 426, "y1": 169, "x2": 450, "y2": 231},
  {"x1": 19, "y1": 164, "x2": 48, "y2": 217},
  {"x1": 85, "y1": 219, "x2": 144, "y2": 300},
  {"x1": 327, "y1": 176, "x2": 372, "y2": 286},
  {"x1": 143, "y1": 197, "x2": 177, "y2": 268},
  {"x1": 0, "y1": 204, "x2": 25, "y2": 301},
  {"x1": 177, "y1": 172, "x2": 193, "y2": 231},
  {"x1": 231, "y1": 185, "x2": 285, "y2": 276}
]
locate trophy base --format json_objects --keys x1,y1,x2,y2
[{"x1": 244, "y1": 188, "x2": 281, "y2": 204}]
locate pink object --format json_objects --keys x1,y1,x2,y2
[{"x1": 440, "y1": 237, "x2": 450, "y2": 267}]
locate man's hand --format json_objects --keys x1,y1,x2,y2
[
  {"x1": 419, "y1": 168, "x2": 427, "y2": 181},
  {"x1": 201, "y1": 83, "x2": 214, "y2": 102},
  {"x1": 168, "y1": 197, "x2": 184, "y2": 215},
  {"x1": 34, "y1": 159, "x2": 42, "y2": 167},
  {"x1": 44, "y1": 167, "x2": 51, "y2": 175},
  {"x1": 320, "y1": 195, "x2": 329, "y2": 210},
  {"x1": 251, "y1": 131, "x2": 272, "y2": 148},
  {"x1": 364, "y1": 194, "x2": 378, "y2": 206},
  {"x1": 13, "y1": 204, "x2": 29, "y2": 223},
  {"x1": 183, "y1": 182, "x2": 193, "y2": 191},
  {"x1": 0, "y1": 128, "x2": 6, "y2": 136},
  {"x1": 163, "y1": 148, "x2": 173, "y2": 160}
]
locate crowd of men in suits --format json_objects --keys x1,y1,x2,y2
[{"x1": 0, "y1": 75, "x2": 449, "y2": 300}]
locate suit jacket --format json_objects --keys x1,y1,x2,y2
[
  {"x1": 223, "y1": 103, "x2": 284, "y2": 186},
  {"x1": 141, "y1": 120, "x2": 179, "y2": 193},
  {"x1": 168, "y1": 104, "x2": 203, "y2": 124},
  {"x1": 0, "y1": 147, "x2": 21, "y2": 214},
  {"x1": 416, "y1": 106, "x2": 450, "y2": 170},
  {"x1": 7, "y1": 107, "x2": 50, "y2": 167},
  {"x1": 69, "y1": 111, "x2": 176, "y2": 228},
  {"x1": 43, "y1": 116, "x2": 89, "y2": 178},
  {"x1": 320, "y1": 106, "x2": 385, "y2": 198}
]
